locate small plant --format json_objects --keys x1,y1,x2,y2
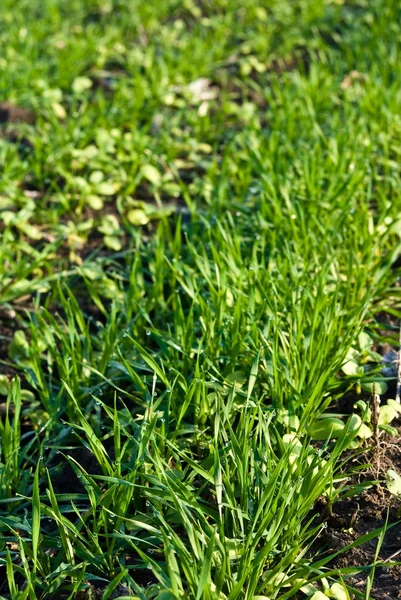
[
  {"x1": 341, "y1": 332, "x2": 389, "y2": 397},
  {"x1": 386, "y1": 469, "x2": 401, "y2": 517},
  {"x1": 307, "y1": 391, "x2": 401, "y2": 450},
  {"x1": 353, "y1": 397, "x2": 401, "y2": 440},
  {"x1": 309, "y1": 580, "x2": 349, "y2": 600}
]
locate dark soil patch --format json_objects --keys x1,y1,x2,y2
[
  {"x1": 0, "y1": 102, "x2": 36, "y2": 152},
  {"x1": 2, "y1": 129, "x2": 34, "y2": 152},
  {"x1": 328, "y1": 493, "x2": 401, "y2": 599},
  {"x1": 51, "y1": 446, "x2": 106, "y2": 495},
  {"x1": 269, "y1": 48, "x2": 310, "y2": 76},
  {"x1": 90, "y1": 67, "x2": 129, "y2": 94},
  {"x1": 74, "y1": 583, "x2": 135, "y2": 599},
  {"x1": 0, "y1": 102, "x2": 36, "y2": 125},
  {"x1": 315, "y1": 434, "x2": 401, "y2": 599},
  {"x1": 370, "y1": 311, "x2": 399, "y2": 342},
  {"x1": 0, "y1": 316, "x2": 18, "y2": 378}
]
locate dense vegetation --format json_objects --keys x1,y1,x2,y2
[{"x1": 1, "y1": 1, "x2": 401, "y2": 598}]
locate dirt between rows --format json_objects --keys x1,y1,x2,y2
[{"x1": 314, "y1": 432, "x2": 401, "y2": 600}]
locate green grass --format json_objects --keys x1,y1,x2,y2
[{"x1": 1, "y1": 0, "x2": 401, "y2": 598}]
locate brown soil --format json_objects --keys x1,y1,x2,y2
[
  {"x1": 0, "y1": 102, "x2": 36, "y2": 151},
  {"x1": 0, "y1": 102, "x2": 36, "y2": 125},
  {"x1": 0, "y1": 316, "x2": 18, "y2": 378},
  {"x1": 90, "y1": 67, "x2": 129, "y2": 94},
  {"x1": 315, "y1": 434, "x2": 401, "y2": 599}
]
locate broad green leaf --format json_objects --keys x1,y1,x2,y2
[
  {"x1": 365, "y1": 350, "x2": 382, "y2": 363},
  {"x1": 97, "y1": 181, "x2": 119, "y2": 196},
  {"x1": 104, "y1": 235, "x2": 122, "y2": 251},
  {"x1": 358, "y1": 332, "x2": 372, "y2": 350},
  {"x1": 390, "y1": 219, "x2": 401, "y2": 237},
  {"x1": 328, "y1": 583, "x2": 349, "y2": 600},
  {"x1": 353, "y1": 400, "x2": 368, "y2": 413},
  {"x1": 378, "y1": 404, "x2": 397, "y2": 426},
  {"x1": 142, "y1": 164, "x2": 162, "y2": 186},
  {"x1": 309, "y1": 418, "x2": 345, "y2": 440},
  {"x1": 310, "y1": 592, "x2": 328, "y2": 600},
  {"x1": 87, "y1": 194, "x2": 104, "y2": 210},
  {"x1": 127, "y1": 208, "x2": 150, "y2": 226},
  {"x1": 387, "y1": 399, "x2": 401, "y2": 413},
  {"x1": 357, "y1": 423, "x2": 373, "y2": 439},
  {"x1": 341, "y1": 348, "x2": 362, "y2": 375},
  {"x1": 52, "y1": 101, "x2": 66, "y2": 118},
  {"x1": 341, "y1": 360, "x2": 362, "y2": 376},
  {"x1": 386, "y1": 469, "x2": 401, "y2": 499},
  {"x1": 278, "y1": 409, "x2": 300, "y2": 431},
  {"x1": 98, "y1": 214, "x2": 120, "y2": 235},
  {"x1": 72, "y1": 76, "x2": 93, "y2": 93},
  {"x1": 361, "y1": 381, "x2": 387, "y2": 394},
  {"x1": 0, "y1": 375, "x2": 10, "y2": 396},
  {"x1": 282, "y1": 433, "x2": 302, "y2": 456},
  {"x1": 89, "y1": 170, "x2": 104, "y2": 184},
  {"x1": 347, "y1": 414, "x2": 362, "y2": 432}
]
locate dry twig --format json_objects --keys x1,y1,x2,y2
[
  {"x1": 396, "y1": 321, "x2": 401, "y2": 404},
  {"x1": 372, "y1": 382, "x2": 381, "y2": 474}
]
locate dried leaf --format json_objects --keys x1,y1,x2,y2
[{"x1": 341, "y1": 70, "x2": 366, "y2": 90}]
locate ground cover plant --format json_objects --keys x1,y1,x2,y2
[{"x1": 1, "y1": 0, "x2": 401, "y2": 598}]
